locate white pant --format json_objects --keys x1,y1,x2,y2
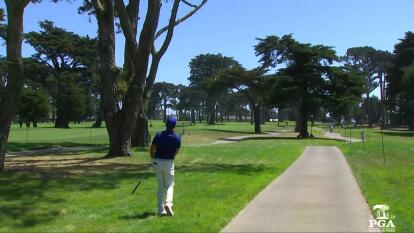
[{"x1": 152, "y1": 158, "x2": 174, "y2": 214}]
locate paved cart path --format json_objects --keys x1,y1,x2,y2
[{"x1": 222, "y1": 146, "x2": 374, "y2": 233}]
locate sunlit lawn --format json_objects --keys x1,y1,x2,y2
[
  {"x1": 335, "y1": 127, "x2": 414, "y2": 232},
  {"x1": 7, "y1": 120, "x2": 294, "y2": 151},
  {"x1": 1, "y1": 137, "x2": 338, "y2": 232},
  {"x1": 2, "y1": 122, "x2": 413, "y2": 232}
]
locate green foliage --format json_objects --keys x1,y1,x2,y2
[
  {"x1": 149, "y1": 82, "x2": 181, "y2": 120},
  {"x1": 176, "y1": 86, "x2": 204, "y2": 111},
  {"x1": 154, "y1": 82, "x2": 179, "y2": 107},
  {"x1": 342, "y1": 46, "x2": 392, "y2": 94},
  {"x1": 325, "y1": 67, "x2": 365, "y2": 122},
  {"x1": 25, "y1": 20, "x2": 98, "y2": 71},
  {"x1": 188, "y1": 54, "x2": 239, "y2": 124},
  {"x1": 25, "y1": 20, "x2": 99, "y2": 126},
  {"x1": 56, "y1": 73, "x2": 88, "y2": 122},
  {"x1": 23, "y1": 58, "x2": 50, "y2": 89},
  {"x1": 18, "y1": 88, "x2": 50, "y2": 123},
  {"x1": 212, "y1": 66, "x2": 270, "y2": 105},
  {"x1": 256, "y1": 34, "x2": 336, "y2": 135},
  {"x1": 188, "y1": 53, "x2": 239, "y2": 90},
  {"x1": 388, "y1": 32, "x2": 414, "y2": 129}
]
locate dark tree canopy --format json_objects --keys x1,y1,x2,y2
[
  {"x1": 388, "y1": 32, "x2": 414, "y2": 129},
  {"x1": 18, "y1": 88, "x2": 50, "y2": 126},
  {"x1": 256, "y1": 34, "x2": 336, "y2": 137},
  {"x1": 325, "y1": 67, "x2": 364, "y2": 123},
  {"x1": 342, "y1": 46, "x2": 392, "y2": 127},
  {"x1": 25, "y1": 20, "x2": 98, "y2": 73},
  {"x1": 188, "y1": 53, "x2": 239, "y2": 124},
  {"x1": 25, "y1": 21, "x2": 98, "y2": 128},
  {"x1": 189, "y1": 53, "x2": 239, "y2": 89},
  {"x1": 212, "y1": 66, "x2": 269, "y2": 133},
  {"x1": 152, "y1": 82, "x2": 180, "y2": 122}
]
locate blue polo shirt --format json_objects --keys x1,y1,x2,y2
[{"x1": 152, "y1": 130, "x2": 181, "y2": 160}]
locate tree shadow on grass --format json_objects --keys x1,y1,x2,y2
[
  {"x1": 177, "y1": 162, "x2": 275, "y2": 176},
  {"x1": 376, "y1": 131, "x2": 414, "y2": 137},
  {"x1": 202, "y1": 128, "x2": 258, "y2": 135},
  {"x1": 120, "y1": 212, "x2": 156, "y2": 220},
  {"x1": 6, "y1": 142, "x2": 108, "y2": 153},
  {"x1": 0, "y1": 160, "x2": 152, "y2": 229},
  {"x1": 1, "y1": 155, "x2": 273, "y2": 229}
]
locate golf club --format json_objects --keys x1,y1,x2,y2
[{"x1": 132, "y1": 172, "x2": 150, "y2": 194}]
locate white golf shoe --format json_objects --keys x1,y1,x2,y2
[{"x1": 164, "y1": 205, "x2": 174, "y2": 216}]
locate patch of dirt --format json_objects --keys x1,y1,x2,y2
[{"x1": 5, "y1": 154, "x2": 150, "y2": 178}]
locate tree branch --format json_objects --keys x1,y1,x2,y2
[
  {"x1": 132, "y1": 0, "x2": 160, "y2": 84},
  {"x1": 181, "y1": 0, "x2": 197, "y2": 8},
  {"x1": 156, "y1": 0, "x2": 179, "y2": 58},
  {"x1": 114, "y1": 0, "x2": 138, "y2": 57},
  {"x1": 154, "y1": 0, "x2": 207, "y2": 40},
  {"x1": 21, "y1": 0, "x2": 31, "y2": 8},
  {"x1": 91, "y1": 0, "x2": 104, "y2": 13},
  {"x1": 144, "y1": 0, "x2": 179, "y2": 102}
]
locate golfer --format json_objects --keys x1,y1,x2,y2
[{"x1": 150, "y1": 117, "x2": 181, "y2": 216}]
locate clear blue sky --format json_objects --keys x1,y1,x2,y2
[{"x1": 0, "y1": 0, "x2": 413, "y2": 88}]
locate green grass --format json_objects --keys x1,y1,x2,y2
[
  {"x1": 2, "y1": 122, "x2": 413, "y2": 232},
  {"x1": 1, "y1": 138, "x2": 336, "y2": 232},
  {"x1": 7, "y1": 121, "x2": 294, "y2": 151},
  {"x1": 335, "y1": 127, "x2": 414, "y2": 233}
]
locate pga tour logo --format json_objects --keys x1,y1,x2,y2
[{"x1": 369, "y1": 204, "x2": 396, "y2": 232}]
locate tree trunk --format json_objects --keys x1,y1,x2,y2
[
  {"x1": 94, "y1": 0, "x2": 131, "y2": 157},
  {"x1": 0, "y1": 2, "x2": 25, "y2": 171},
  {"x1": 92, "y1": 100, "x2": 103, "y2": 128},
  {"x1": 51, "y1": 102, "x2": 56, "y2": 123},
  {"x1": 366, "y1": 92, "x2": 372, "y2": 128},
  {"x1": 191, "y1": 109, "x2": 196, "y2": 125},
  {"x1": 55, "y1": 111, "x2": 69, "y2": 128},
  {"x1": 163, "y1": 102, "x2": 167, "y2": 122},
  {"x1": 253, "y1": 104, "x2": 261, "y2": 134},
  {"x1": 93, "y1": 116, "x2": 103, "y2": 128},
  {"x1": 106, "y1": 117, "x2": 133, "y2": 156},
  {"x1": 208, "y1": 109, "x2": 215, "y2": 125},
  {"x1": 298, "y1": 95, "x2": 309, "y2": 138},
  {"x1": 132, "y1": 113, "x2": 150, "y2": 147}
]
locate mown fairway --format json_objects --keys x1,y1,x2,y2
[{"x1": 1, "y1": 122, "x2": 412, "y2": 232}]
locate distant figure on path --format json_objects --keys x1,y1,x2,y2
[
  {"x1": 360, "y1": 129, "x2": 365, "y2": 143},
  {"x1": 330, "y1": 124, "x2": 334, "y2": 133},
  {"x1": 150, "y1": 117, "x2": 181, "y2": 216}
]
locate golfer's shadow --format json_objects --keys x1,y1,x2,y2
[{"x1": 120, "y1": 212, "x2": 156, "y2": 220}]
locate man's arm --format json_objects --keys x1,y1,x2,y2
[{"x1": 150, "y1": 144, "x2": 156, "y2": 158}]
